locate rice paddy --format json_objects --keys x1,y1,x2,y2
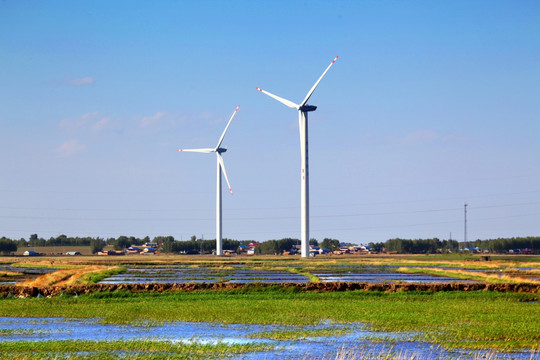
[{"x1": 0, "y1": 254, "x2": 538, "y2": 358}]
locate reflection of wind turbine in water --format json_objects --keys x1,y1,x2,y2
[
  {"x1": 257, "y1": 56, "x2": 338, "y2": 258},
  {"x1": 178, "y1": 105, "x2": 239, "y2": 256}
]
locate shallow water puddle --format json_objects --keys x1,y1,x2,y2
[
  {"x1": 99, "y1": 264, "x2": 478, "y2": 284},
  {"x1": 0, "y1": 317, "x2": 536, "y2": 359}
]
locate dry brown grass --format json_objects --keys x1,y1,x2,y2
[{"x1": 16, "y1": 265, "x2": 120, "y2": 287}]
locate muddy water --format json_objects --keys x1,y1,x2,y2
[{"x1": 0, "y1": 317, "x2": 536, "y2": 359}]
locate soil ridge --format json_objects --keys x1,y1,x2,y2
[{"x1": 1, "y1": 281, "x2": 539, "y2": 297}]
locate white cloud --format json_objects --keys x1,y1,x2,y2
[
  {"x1": 93, "y1": 117, "x2": 111, "y2": 131},
  {"x1": 59, "y1": 112, "x2": 99, "y2": 129},
  {"x1": 140, "y1": 111, "x2": 165, "y2": 128},
  {"x1": 68, "y1": 76, "x2": 95, "y2": 86},
  {"x1": 57, "y1": 140, "x2": 85, "y2": 156},
  {"x1": 59, "y1": 112, "x2": 111, "y2": 132}
]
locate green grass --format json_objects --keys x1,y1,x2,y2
[
  {"x1": 0, "y1": 288, "x2": 538, "y2": 350},
  {"x1": 77, "y1": 266, "x2": 127, "y2": 284},
  {"x1": 248, "y1": 326, "x2": 352, "y2": 340},
  {"x1": 0, "y1": 339, "x2": 272, "y2": 359},
  {"x1": 286, "y1": 266, "x2": 320, "y2": 282}
]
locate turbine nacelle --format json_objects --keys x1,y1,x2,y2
[
  {"x1": 216, "y1": 147, "x2": 227, "y2": 154},
  {"x1": 299, "y1": 104, "x2": 317, "y2": 112}
]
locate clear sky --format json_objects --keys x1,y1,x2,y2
[{"x1": 1, "y1": 1, "x2": 539, "y2": 244}]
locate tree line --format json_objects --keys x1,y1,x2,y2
[
  {"x1": 0, "y1": 234, "x2": 538, "y2": 255},
  {"x1": 464, "y1": 237, "x2": 539, "y2": 253},
  {"x1": 382, "y1": 238, "x2": 460, "y2": 254}
]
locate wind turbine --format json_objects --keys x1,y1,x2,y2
[
  {"x1": 256, "y1": 56, "x2": 338, "y2": 258},
  {"x1": 178, "y1": 105, "x2": 239, "y2": 256}
]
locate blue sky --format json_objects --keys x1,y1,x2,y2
[{"x1": 1, "y1": 1, "x2": 539, "y2": 244}]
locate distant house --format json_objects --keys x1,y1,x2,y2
[
  {"x1": 98, "y1": 250, "x2": 124, "y2": 256},
  {"x1": 127, "y1": 246, "x2": 141, "y2": 254},
  {"x1": 23, "y1": 250, "x2": 39, "y2": 256}
]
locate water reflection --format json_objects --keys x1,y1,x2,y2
[
  {"x1": 99, "y1": 265, "x2": 477, "y2": 285},
  {"x1": 0, "y1": 317, "x2": 535, "y2": 359}
]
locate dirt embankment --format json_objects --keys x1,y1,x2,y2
[{"x1": 1, "y1": 281, "x2": 539, "y2": 298}]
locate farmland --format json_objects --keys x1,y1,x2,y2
[{"x1": 0, "y1": 254, "x2": 538, "y2": 359}]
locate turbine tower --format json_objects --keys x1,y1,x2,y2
[
  {"x1": 178, "y1": 105, "x2": 239, "y2": 256},
  {"x1": 256, "y1": 56, "x2": 338, "y2": 258}
]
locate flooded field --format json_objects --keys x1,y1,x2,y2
[
  {"x1": 100, "y1": 265, "x2": 309, "y2": 284},
  {"x1": 0, "y1": 317, "x2": 537, "y2": 359},
  {"x1": 98, "y1": 264, "x2": 480, "y2": 284},
  {"x1": 0, "y1": 264, "x2": 57, "y2": 285}
]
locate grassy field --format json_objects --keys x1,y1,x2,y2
[
  {"x1": 1, "y1": 253, "x2": 539, "y2": 354},
  {"x1": 0, "y1": 339, "x2": 271, "y2": 359},
  {"x1": 0, "y1": 287, "x2": 538, "y2": 351}
]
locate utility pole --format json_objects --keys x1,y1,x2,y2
[
  {"x1": 464, "y1": 203, "x2": 468, "y2": 248},
  {"x1": 200, "y1": 234, "x2": 204, "y2": 254}
]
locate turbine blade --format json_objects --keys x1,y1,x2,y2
[
  {"x1": 215, "y1": 105, "x2": 239, "y2": 150},
  {"x1": 177, "y1": 148, "x2": 215, "y2": 153},
  {"x1": 256, "y1": 87, "x2": 299, "y2": 109},
  {"x1": 217, "y1": 154, "x2": 233, "y2": 195},
  {"x1": 300, "y1": 55, "x2": 339, "y2": 107}
]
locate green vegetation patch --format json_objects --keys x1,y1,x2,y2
[
  {"x1": 0, "y1": 288, "x2": 538, "y2": 350},
  {"x1": 0, "y1": 339, "x2": 272, "y2": 359},
  {"x1": 248, "y1": 326, "x2": 352, "y2": 340},
  {"x1": 77, "y1": 267, "x2": 127, "y2": 285}
]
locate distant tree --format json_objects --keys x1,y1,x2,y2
[
  {"x1": 255, "y1": 240, "x2": 278, "y2": 255},
  {"x1": 155, "y1": 236, "x2": 175, "y2": 252},
  {"x1": 255, "y1": 238, "x2": 297, "y2": 255},
  {"x1": 90, "y1": 238, "x2": 106, "y2": 254},
  {"x1": 309, "y1": 238, "x2": 319, "y2": 246},
  {"x1": 320, "y1": 238, "x2": 340, "y2": 251},
  {"x1": 28, "y1": 233, "x2": 45, "y2": 246},
  {"x1": 0, "y1": 238, "x2": 17, "y2": 255},
  {"x1": 114, "y1": 236, "x2": 132, "y2": 250},
  {"x1": 368, "y1": 242, "x2": 385, "y2": 252}
]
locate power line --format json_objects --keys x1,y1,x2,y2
[
  {"x1": 1, "y1": 201, "x2": 539, "y2": 222},
  {"x1": 2, "y1": 212, "x2": 538, "y2": 239}
]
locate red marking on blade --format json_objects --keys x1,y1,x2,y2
[
  {"x1": 178, "y1": 149, "x2": 183, "y2": 152},
  {"x1": 256, "y1": 87, "x2": 262, "y2": 92}
]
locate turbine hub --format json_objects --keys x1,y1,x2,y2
[
  {"x1": 299, "y1": 104, "x2": 317, "y2": 112},
  {"x1": 217, "y1": 148, "x2": 227, "y2": 154}
]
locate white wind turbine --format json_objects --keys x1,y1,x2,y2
[
  {"x1": 178, "y1": 105, "x2": 239, "y2": 256},
  {"x1": 257, "y1": 56, "x2": 338, "y2": 258}
]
